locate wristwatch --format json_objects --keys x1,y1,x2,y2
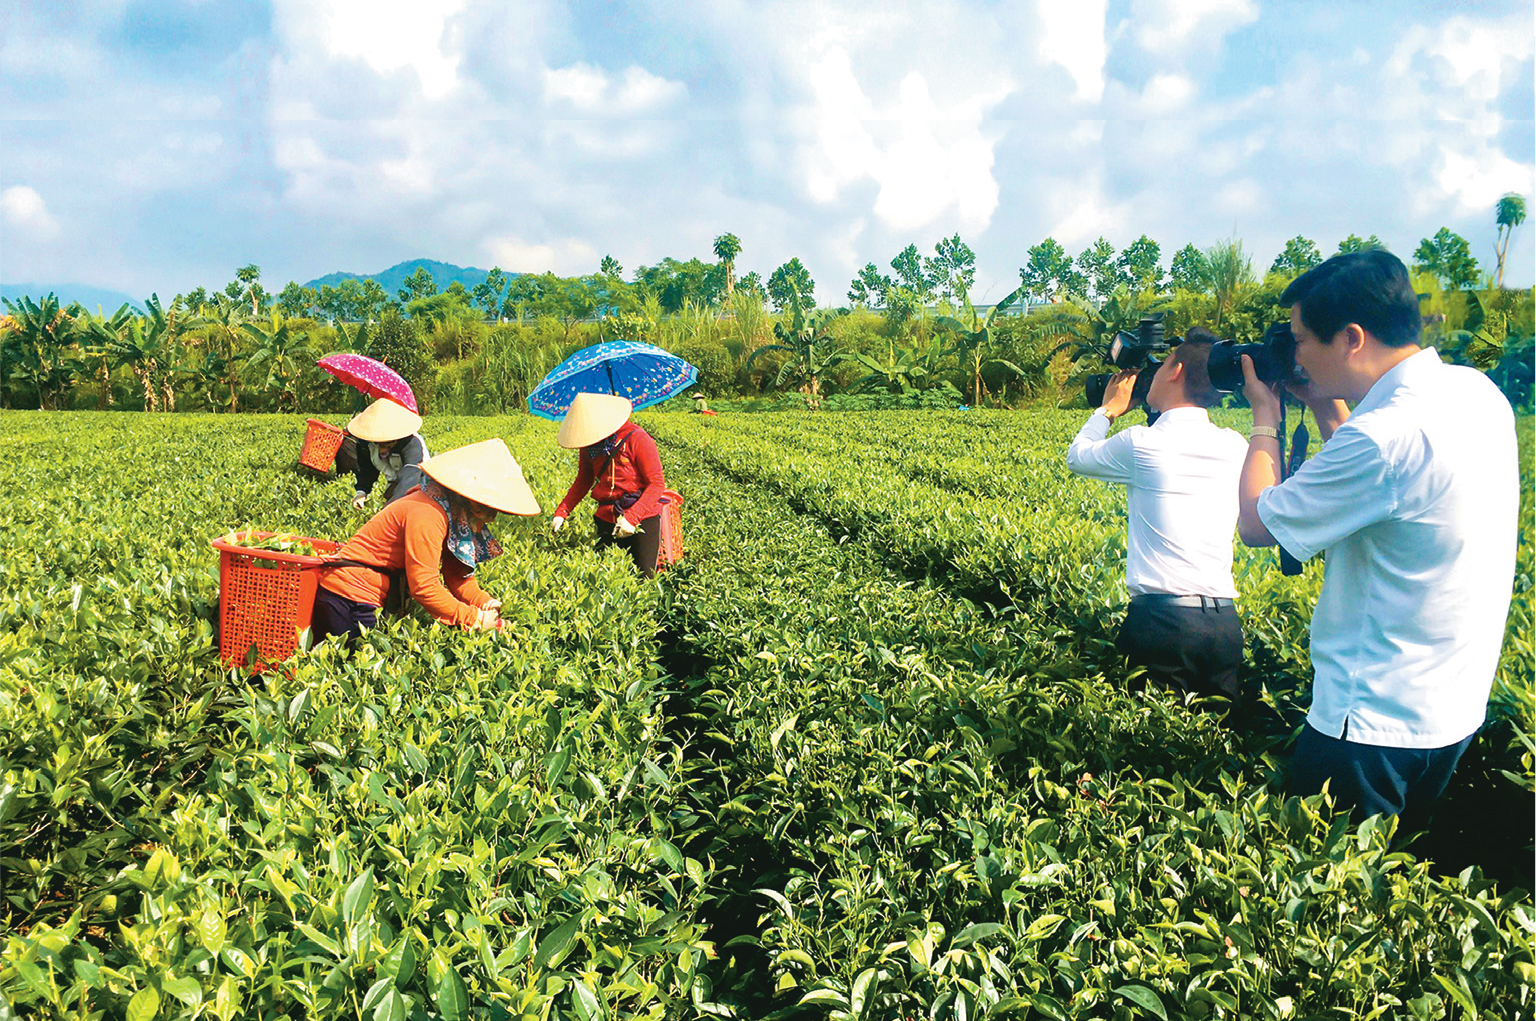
[{"x1": 1249, "y1": 426, "x2": 1279, "y2": 440}]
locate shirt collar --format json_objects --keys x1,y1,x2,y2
[
  {"x1": 1148, "y1": 406, "x2": 1211, "y2": 427},
  {"x1": 1353, "y1": 346, "x2": 1436, "y2": 417}
]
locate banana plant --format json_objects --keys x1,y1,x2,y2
[
  {"x1": 75, "y1": 303, "x2": 136, "y2": 409},
  {"x1": 0, "y1": 293, "x2": 82, "y2": 409},
  {"x1": 934, "y1": 285, "x2": 1026, "y2": 405},
  {"x1": 1040, "y1": 285, "x2": 1166, "y2": 398},
  {"x1": 843, "y1": 334, "x2": 949, "y2": 396},
  {"x1": 202, "y1": 296, "x2": 251, "y2": 412},
  {"x1": 242, "y1": 313, "x2": 315, "y2": 411},
  {"x1": 743, "y1": 286, "x2": 849, "y2": 410}
]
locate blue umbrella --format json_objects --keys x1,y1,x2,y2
[{"x1": 527, "y1": 340, "x2": 699, "y2": 421}]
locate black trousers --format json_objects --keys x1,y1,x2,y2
[
  {"x1": 1116, "y1": 597, "x2": 1244, "y2": 702},
  {"x1": 595, "y1": 513, "x2": 663, "y2": 578},
  {"x1": 1289, "y1": 724, "x2": 1475, "y2": 830},
  {"x1": 312, "y1": 585, "x2": 378, "y2": 647}
]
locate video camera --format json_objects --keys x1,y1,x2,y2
[
  {"x1": 1207, "y1": 322, "x2": 1298, "y2": 393},
  {"x1": 1083, "y1": 315, "x2": 1172, "y2": 411}
]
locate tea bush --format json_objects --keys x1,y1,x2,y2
[{"x1": 0, "y1": 408, "x2": 1529, "y2": 1020}]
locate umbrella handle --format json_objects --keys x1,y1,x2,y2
[{"x1": 605, "y1": 361, "x2": 616, "y2": 394}]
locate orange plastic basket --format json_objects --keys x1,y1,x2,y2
[
  {"x1": 298, "y1": 418, "x2": 346, "y2": 472},
  {"x1": 656, "y1": 489, "x2": 685, "y2": 570},
  {"x1": 211, "y1": 531, "x2": 343, "y2": 668}
]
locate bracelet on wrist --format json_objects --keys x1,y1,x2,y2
[{"x1": 1249, "y1": 425, "x2": 1279, "y2": 440}]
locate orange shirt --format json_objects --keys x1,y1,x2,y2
[{"x1": 318, "y1": 489, "x2": 492, "y2": 627}]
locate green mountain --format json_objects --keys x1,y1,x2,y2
[
  {"x1": 303, "y1": 259, "x2": 510, "y2": 295},
  {"x1": 1, "y1": 283, "x2": 140, "y2": 312}
]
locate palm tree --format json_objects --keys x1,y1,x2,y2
[
  {"x1": 713, "y1": 233, "x2": 742, "y2": 298},
  {"x1": 1495, "y1": 193, "x2": 1526, "y2": 289},
  {"x1": 203, "y1": 297, "x2": 249, "y2": 411},
  {"x1": 235, "y1": 264, "x2": 264, "y2": 315}
]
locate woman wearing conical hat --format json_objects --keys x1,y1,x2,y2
[
  {"x1": 551, "y1": 393, "x2": 668, "y2": 577},
  {"x1": 346, "y1": 398, "x2": 430, "y2": 509},
  {"x1": 313, "y1": 438, "x2": 539, "y2": 644}
]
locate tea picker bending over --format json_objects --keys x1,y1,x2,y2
[
  {"x1": 312, "y1": 438, "x2": 540, "y2": 645},
  {"x1": 346, "y1": 398, "x2": 429, "y2": 509},
  {"x1": 551, "y1": 393, "x2": 668, "y2": 577}
]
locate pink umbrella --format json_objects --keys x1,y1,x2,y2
[{"x1": 316, "y1": 353, "x2": 418, "y2": 413}]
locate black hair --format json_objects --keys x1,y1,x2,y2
[
  {"x1": 1170, "y1": 328, "x2": 1220, "y2": 408},
  {"x1": 1280, "y1": 250, "x2": 1422, "y2": 348}
]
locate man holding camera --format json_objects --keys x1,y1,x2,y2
[
  {"x1": 1238, "y1": 250, "x2": 1518, "y2": 827},
  {"x1": 1067, "y1": 329, "x2": 1249, "y2": 708}
]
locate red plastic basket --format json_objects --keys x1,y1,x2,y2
[
  {"x1": 299, "y1": 418, "x2": 346, "y2": 472},
  {"x1": 656, "y1": 489, "x2": 685, "y2": 570},
  {"x1": 211, "y1": 531, "x2": 342, "y2": 668}
]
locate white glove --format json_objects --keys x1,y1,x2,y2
[
  {"x1": 473, "y1": 606, "x2": 500, "y2": 630},
  {"x1": 351, "y1": 492, "x2": 367, "y2": 510},
  {"x1": 615, "y1": 515, "x2": 637, "y2": 537},
  {"x1": 483, "y1": 597, "x2": 502, "y2": 611},
  {"x1": 551, "y1": 516, "x2": 565, "y2": 533}
]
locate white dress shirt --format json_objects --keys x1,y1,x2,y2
[
  {"x1": 1067, "y1": 406, "x2": 1248, "y2": 599},
  {"x1": 1258, "y1": 348, "x2": 1518, "y2": 749}
]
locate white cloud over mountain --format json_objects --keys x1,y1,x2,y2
[{"x1": 0, "y1": 0, "x2": 1530, "y2": 299}]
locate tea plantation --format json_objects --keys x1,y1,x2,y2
[{"x1": 0, "y1": 409, "x2": 1530, "y2": 1020}]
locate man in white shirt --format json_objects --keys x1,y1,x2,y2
[
  {"x1": 1067, "y1": 330, "x2": 1250, "y2": 708},
  {"x1": 1238, "y1": 250, "x2": 1518, "y2": 827}
]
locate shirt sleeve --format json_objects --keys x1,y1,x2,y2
[
  {"x1": 1066, "y1": 411, "x2": 1137, "y2": 485},
  {"x1": 401, "y1": 505, "x2": 481, "y2": 627},
  {"x1": 554, "y1": 452, "x2": 595, "y2": 519},
  {"x1": 1256, "y1": 422, "x2": 1396, "y2": 561},
  {"x1": 443, "y1": 559, "x2": 490, "y2": 608},
  {"x1": 620, "y1": 429, "x2": 667, "y2": 523}
]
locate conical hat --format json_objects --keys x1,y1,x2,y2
[
  {"x1": 419, "y1": 439, "x2": 541, "y2": 516},
  {"x1": 556, "y1": 393, "x2": 633, "y2": 449},
  {"x1": 348, "y1": 398, "x2": 422, "y2": 442}
]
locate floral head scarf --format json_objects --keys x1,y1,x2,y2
[{"x1": 419, "y1": 477, "x2": 504, "y2": 570}]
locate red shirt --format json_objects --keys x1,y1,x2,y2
[{"x1": 554, "y1": 422, "x2": 666, "y2": 524}]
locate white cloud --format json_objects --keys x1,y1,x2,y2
[
  {"x1": 0, "y1": 186, "x2": 59, "y2": 240},
  {"x1": 803, "y1": 46, "x2": 879, "y2": 203},
  {"x1": 797, "y1": 46, "x2": 1007, "y2": 235},
  {"x1": 1140, "y1": 73, "x2": 1196, "y2": 113},
  {"x1": 484, "y1": 235, "x2": 599, "y2": 274},
  {"x1": 873, "y1": 73, "x2": 1000, "y2": 232},
  {"x1": 319, "y1": 0, "x2": 467, "y2": 99},
  {"x1": 543, "y1": 63, "x2": 687, "y2": 114},
  {"x1": 1435, "y1": 147, "x2": 1532, "y2": 215},
  {"x1": 1133, "y1": 0, "x2": 1259, "y2": 58},
  {"x1": 1037, "y1": 0, "x2": 1107, "y2": 102}
]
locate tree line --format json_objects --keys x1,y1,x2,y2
[{"x1": 1, "y1": 195, "x2": 1528, "y2": 415}]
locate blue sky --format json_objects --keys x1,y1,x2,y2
[{"x1": 1, "y1": 0, "x2": 1531, "y2": 304}]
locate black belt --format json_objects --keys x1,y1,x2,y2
[{"x1": 1130, "y1": 593, "x2": 1235, "y2": 609}]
